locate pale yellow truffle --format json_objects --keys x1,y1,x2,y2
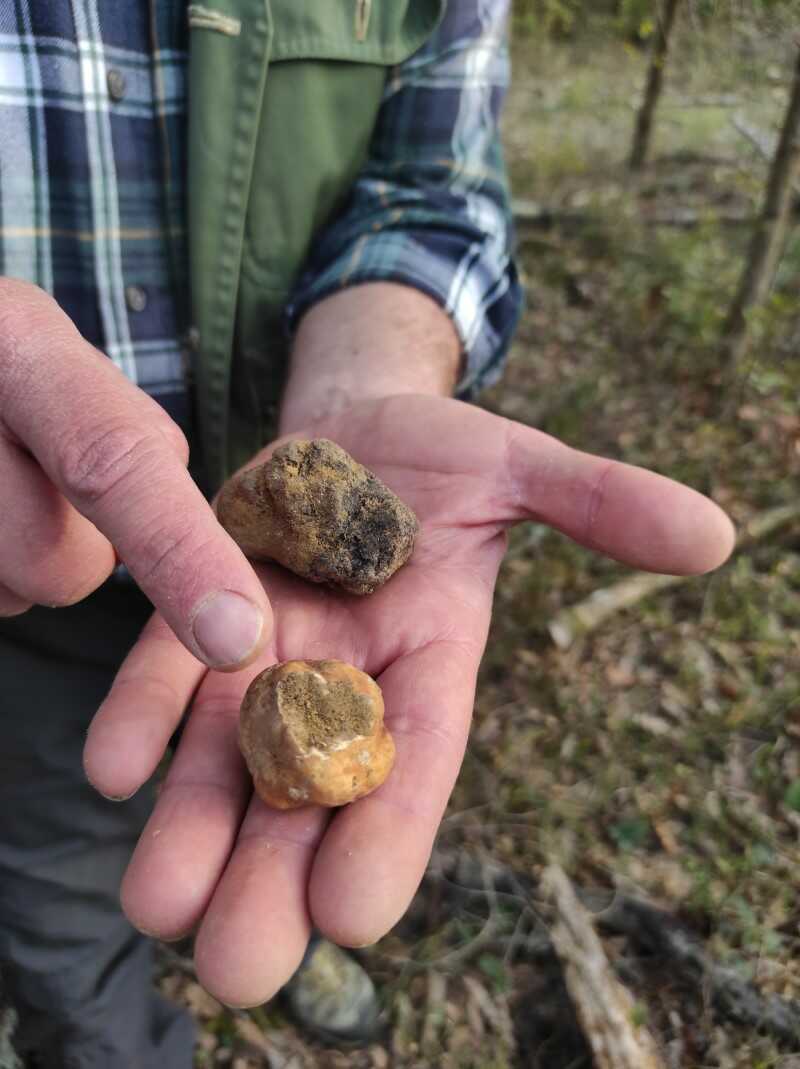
[{"x1": 239, "y1": 660, "x2": 395, "y2": 809}]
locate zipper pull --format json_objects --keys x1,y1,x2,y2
[{"x1": 355, "y1": 0, "x2": 371, "y2": 42}]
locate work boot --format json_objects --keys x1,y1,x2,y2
[{"x1": 282, "y1": 934, "x2": 383, "y2": 1046}]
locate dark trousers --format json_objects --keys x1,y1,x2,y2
[{"x1": 0, "y1": 584, "x2": 196, "y2": 1068}]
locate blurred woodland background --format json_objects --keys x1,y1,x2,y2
[
  {"x1": 4, "y1": 2, "x2": 796, "y2": 1067},
  {"x1": 134, "y1": 3, "x2": 800, "y2": 1068},
  {"x1": 182, "y1": 2, "x2": 800, "y2": 1067}
]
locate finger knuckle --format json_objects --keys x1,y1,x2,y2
[
  {"x1": 114, "y1": 673, "x2": 186, "y2": 713},
  {"x1": 135, "y1": 524, "x2": 216, "y2": 590},
  {"x1": 58, "y1": 423, "x2": 162, "y2": 507},
  {"x1": 157, "y1": 418, "x2": 190, "y2": 465},
  {"x1": 500, "y1": 420, "x2": 526, "y2": 514},
  {"x1": 42, "y1": 566, "x2": 110, "y2": 608},
  {"x1": 0, "y1": 590, "x2": 33, "y2": 617},
  {"x1": 189, "y1": 696, "x2": 243, "y2": 725},
  {"x1": 0, "y1": 280, "x2": 57, "y2": 335},
  {"x1": 584, "y1": 460, "x2": 615, "y2": 543},
  {"x1": 5, "y1": 508, "x2": 115, "y2": 606},
  {"x1": 0, "y1": 282, "x2": 64, "y2": 404}
]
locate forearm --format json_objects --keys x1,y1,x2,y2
[{"x1": 278, "y1": 283, "x2": 461, "y2": 435}]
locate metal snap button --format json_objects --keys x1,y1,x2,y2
[
  {"x1": 125, "y1": 285, "x2": 147, "y2": 313},
  {"x1": 106, "y1": 67, "x2": 127, "y2": 102}
]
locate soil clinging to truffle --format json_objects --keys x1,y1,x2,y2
[
  {"x1": 276, "y1": 671, "x2": 374, "y2": 752},
  {"x1": 217, "y1": 438, "x2": 418, "y2": 594},
  {"x1": 238, "y1": 659, "x2": 395, "y2": 809}
]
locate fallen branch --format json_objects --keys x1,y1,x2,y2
[
  {"x1": 598, "y1": 894, "x2": 800, "y2": 1046},
  {"x1": 428, "y1": 847, "x2": 800, "y2": 1047},
  {"x1": 732, "y1": 113, "x2": 779, "y2": 162},
  {"x1": 548, "y1": 572, "x2": 681, "y2": 650},
  {"x1": 233, "y1": 1015, "x2": 293, "y2": 1069},
  {"x1": 543, "y1": 864, "x2": 668, "y2": 1069},
  {"x1": 731, "y1": 114, "x2": 800, "y2": 200},
  {"x1": 420, "y1": 970, "x2": 447, "y2": 1058},
  {"x1": 512, "y1": 197, "x2": 757, "y2": 229},
  {"x1": 547, "y1": 501, "x2": 800, "y2": 649},
  {"x1": 0, "y1": 1008, "x2": 21, "y2": 1069}
]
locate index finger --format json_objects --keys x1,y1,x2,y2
[{"x1": 0, "y1": 282, "x2": 271, "y2": 668}]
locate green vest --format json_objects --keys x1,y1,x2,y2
[{"x1": 187, "y1": 0, "x2": 445, "y2": 492}]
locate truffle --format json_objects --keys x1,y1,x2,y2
[
  {"x1": 239, "y1": 660, "x2": 395, "y2": 809},
  {"x1": 217, "y1": 438, "x2": 418, "y2": 595}
]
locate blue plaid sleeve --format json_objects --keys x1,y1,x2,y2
[{"x1": 286, "y1": 0, "x2": 522, "y2": 395}]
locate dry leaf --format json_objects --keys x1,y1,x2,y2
[{"x1": 183, "y1": 982, "x2": 223, "y2": 1020}]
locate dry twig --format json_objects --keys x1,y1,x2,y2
[
  {"x1": 0, "y1": 1008, "x2": 21, "y2": 1069},
  {"x1": 543, "y1": 864, "x2": 668, "y2": 1069},
  {"x1": 429, "y1": 848, "x2": 800, "y2": 1047},
  {"x1": 420, "y1": 970, "x2": 447, "y2": 1057},
  {"x1": 547, "y1": 501, "x2": 800, "y2": 648},
  {"x1": 731, "y1": 113, "x2": 800, "y2": 196},
  {"x1": 512, "y1": 197, "x2": 755, "y2": 229},
  {"x1": 598, "y1": 894, "x2": 800, "y2": 1046}
]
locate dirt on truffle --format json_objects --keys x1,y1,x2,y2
[
  {"x1": 217, "y1": 439, "x2": 418, "y2": 594},
  {"x1": 276, "y1": 671, "x2": 374, "y2": 751}
]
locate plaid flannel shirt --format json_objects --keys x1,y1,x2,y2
[{"x1": 0, "y1": 0, "x2": 520, "y2": 430}]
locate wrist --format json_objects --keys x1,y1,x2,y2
[{"x1": 278, "y1": 282, "x2": 462, "y2": 435}]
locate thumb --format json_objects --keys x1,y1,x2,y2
[{"x1": 497, "y1": 422, "x2": 736, "y2": 576}]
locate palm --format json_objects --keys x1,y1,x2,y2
[
  {"x1": 85, "y1": 395, "x2": 733, "y2": 1006},
  {"x1": 260, "y1": 397, "x2": 514, "y2": 679}
]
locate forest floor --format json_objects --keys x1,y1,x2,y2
[{"x1": 166, "y1": 15, "x2": 800, "y2": 1069}]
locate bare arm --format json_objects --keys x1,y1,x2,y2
[{"x1": 278, "y1": 282, "x2": 462, "y2": 435}]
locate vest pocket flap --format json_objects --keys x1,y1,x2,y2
[{"x1": 268, "y1": 0, "x2": 444, "y2": 65}]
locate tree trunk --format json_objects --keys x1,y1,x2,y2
[
  {"x1": 721, "y1": 47, "x2": 800, "y2": 366},
  {"x1": 628, "y1": 0, "x2": 683, "y2": 171}
]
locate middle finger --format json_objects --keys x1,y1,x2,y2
[{"x1": 193, "y1": 794, "x2": 329, "y2": 1007}]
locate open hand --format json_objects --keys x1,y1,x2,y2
[{"x1": 84, "y1": 394, "x2": 734, "y2": 1006}]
